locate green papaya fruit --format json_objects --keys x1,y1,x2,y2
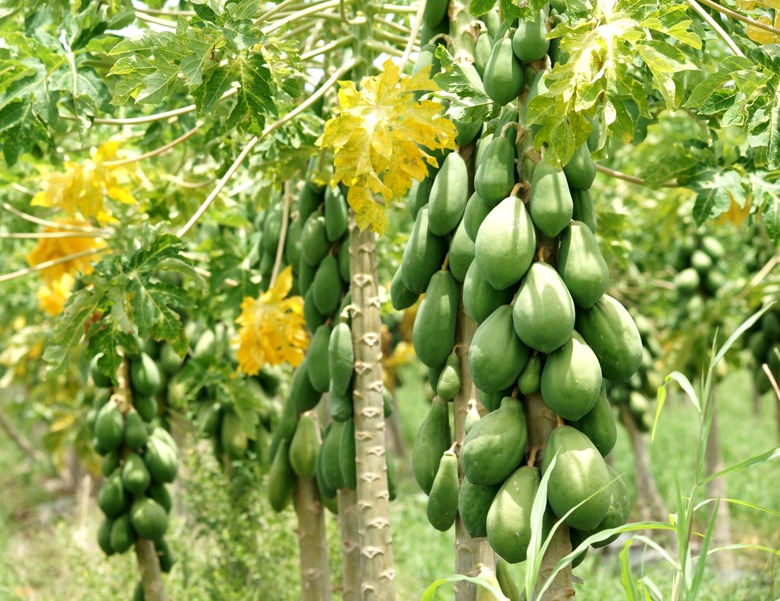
[
  {"x1": 458, "y1": 477, "x2": 500, "y2": 538},
  {"x1": 90, "y1": 354, "x2": 112, "y2": 388},
  {"x1": 301, "y1": 213, "x2": 330, "y2": 266},
  {"x1": 470, "y1": 306, "x2": 530, "y2": 392},
  {"x1": 448, "y1": 219, "x2": 475, "y2": 283},
  {"x1": 320, "y1": 421, "x2": 346, "y2": 491},
  {"x1": 474, "y1": 132, "x2": 494, "y2": 167},
  {"x1": 427, "y1": 449, "x2": 459, "y2": 531},
  {"x1": 131, "y1": 497, "x2": 168, "y2": 541},
  {"x1": 589, "y1": 464, "x2": 630, "y2": 547},
  {"x1": 462, "y1": 397, "x2": 527, "y2": 486},
  {"x1": 628, "y1": 391, "x2": 649, "y2": 421},
  {"x1": 569, "y1": 528, "x2": 590, "y2": 567},
  {"x1": 198, "y1": 401, "x2": 221, "y2": 438},
  {"x1": 316, "y1": 425, "x2": 337, "y2": 500},
  {"x1": 463, "y1": 191, "x2": 492, "y2": 242},
  {"x1": 464, "y1": 402, "x2": 481, "y2": 434},
  {"x1": 400, "y1": 207, "x2": 447, "y2": 294},
  {"x1": 144, "y1": 436, "x2": 178, "y2": 483},
  {"x1": 413, "y1": 271, "x2": 459, "y2": 368},
  {"x1": 481, "y1": 9, "x2": 500, "y2": 37},
  {"x1": 298, "y1": 259, "x2": 316, "y2": 298},
  {"x1": 386, "y1": 451, "x2": 398, "y2": 502},
  {"x1": 289, "y1": 414, "x2": 320, "y2": 479},
  {"x1": 156, "y1": 538, "x2": 175, "y2": 573},
  {"x1": 290, "y1": 357, "x2": 321, "y2": 412},
  {"x1": 110, "y1": 513, "x2": 135, "y2": 553},
  {"x1": 133, "y1": 580, "x2": 145, "y2": 601},
  {"x1": 576, "y1": 294, "x2": 643, "y2": 382},
  {"x1": 413, "y1": 44, "x2": 441, "y2": 78},
  {"x1": 512, "y1": 262, "x2": 575, "y2": 352},
  {"x1": 569, "y1": 393, "x2": 616, "y2": 457},
  {"x1": 420, "y1": 19, "x2": 449, "y2": 45},
  {"x1": 701, "y1": 236, "x2": 725, "y2": 261},
  {"x1": 423, "y1": 0, "x2": 448, "y2": 28},
  {"x1": 478, "y1": 387, "x2": 511, "y2": 412},
  {"x1": 324, "y1": 187, "x2": 349, "y2": 242},
  {"x1": 529, "y1": 160, "x2": 573, "y2": 238},
  {"x1": 97, "y1": 517, "x2": 115, "y2": 555},
  {"x1": 704, "y1": 269, "x2": 725, "y2": 296},
  {"x1": 525, "y1": 68, "x2": 549, "y2": 110},
  {"x1": 563, "y1": 142, "x2": 596, "y2": 190},
  {"x1": 122, "y1": 453, "x2": 151, "y2": 496},
  {"x1": 557, "y1": 221, "x2": 609, "y2": 309},
  {"x1": 338, "y1": 236, "x2": 350, "y2": 283},
  {"x1": 148, "y1": 482, "x2": 172, "y2": 513},
  {"x1": 303, "y1": 289, "x2": 327, "y2": 332},
  {"x1": 690, "y1": 249, "x2": 713, "y2": 275},
  {"x1": 383, "y1": 388, "x2": 394, "y2": 418},
  {"x1": 284, "y1": 218, "x2": 303, "y2": 269},
  {"x1": 131, "y1": 353, "x2": 161, "y2": 397},
  {"x1": 311, "y1": 255, "x2": 342, "y2": 315},
  {"x1": 495, "y1": 558, "x2": 522, "y2": 601},
  {"x1": 517, "y1": 354, "x2": 542, "y2": 395},
  {"x1": 390, "y1": 267, "x2": 420, "y2": 310},
  {"x1": 220, "y1": 410, "x2": 248, "y2": 460},
  {"x1": 463, "y1": 261, "x2": 515, "y2": 324},
  {"x1": 474, "y1": 32, "x2": 493, "y2": 77},
  {"x1": 486, "y1": 466, "x2": 540, "y2": 563},
  {"x1": 258, "y1": 249, "x2": 275, "y2": 281},
  {"x1": 436, "y1": 352, "x2": 461, "y2": 401},
  {"x1": 674, "y1": 267, "x2": 700, "y2": 295},
  {"x1": 98, "y1": 470, "x2": 127, "y2": 518},
  {"x1": 512, "y1": 8, "x2": 549, "y2": 63},
  {"x1": 482, "y1": 37, "x2": 525, "y2": 105},
  {"x1": 328, "y1": 323, "x2": 354, "y2": 397},
  {"x1": 412, "y1": 398, "x2": 451, "y2": 495},
  {"x1": 268, "y1": 438, "x2": 296, "y2": 511},
  {"x1": 308, "y1": 325, "x2": 332, "y2": 394},
  {"x1": 429, "y1": 363, "x2": 444, "y2": 396},
  {"x1": 609, "y1": 383, "x2": 630, "y2": 405},
  {"x1": 571, "y1": 188, "x2": 597, "y2": 233},
  {"x1": 95, "y1": 401, "x2": 125, "y2": 452},
  {"x1": 339, "y1": 418, "x2": 357, "y2": 490},
  {"x1": 588, "y1": 111, "x2": 602, "y2": 152},
  {"x1": 474, "y1": 196, "x2": 536, "y2": 290},
  {"x1": 540, "y1": 332, "x2": 602, "y2": 421},
  {"x1": 474, "y1": 136, "x2": 516, "y2": 208},
  {"x1": 542, "y1": 426, "x2": 612, "y2": 531},
  {"x1": 150, "y1": 426, "x2": 178, "y2": 456},
  {"x1": 101, "y1": 449, "x2": 120, "y2": 478},
  {"x1": 408, "y1": 176, "x2": 432, "y2": 220},
  {"x1": 429, "y1": 152, "x2": 470, "y2": 236},
  {"x1": 262, "y1": 203, "x2": 283, "y2": 254},
  {"x1": 124, "y1": 411, "x2": 149, "y2": 451}
]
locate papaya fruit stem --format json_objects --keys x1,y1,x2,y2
[{"x1": 527, "y1": 445, "x2": 538, "y2": 467}]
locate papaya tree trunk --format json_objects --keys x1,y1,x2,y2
[
  {"x1": 136, "y1": 539, "x2": 168, "y2": 601},
  {"x1": 526, "y1": 393, "x2": 574, "y2": 601},
  {"x1": 704, "y1": 403, "x2": 733, "y2": 569},
  {"x1": 296, "y1": 476, "x2": 332, "y2": 601},
  {"x1": 453, "y1": 304, "x2": 496, "y2": 601},
  {"x1": 348, "y1": 220, "x2": 396, "y2": 600},
  {"x1": 338, "y1": 488, "x2": 360, "y2": 601}
]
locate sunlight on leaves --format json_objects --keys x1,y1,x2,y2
[
  {"x1": 234, "y1": 266, "x2": 309, "y2": 374},
  {"x1": 31, "y1": 141, "x2": 137, "y2": 226},
  {"x1": 318, "y1": 59, "x2": 457, "y2": 234}
]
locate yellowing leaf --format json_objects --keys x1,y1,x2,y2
[
  {"x1": 32, "y1": 141, "x2": 137, "y2": 226},
  {"x1": 234, "y1": 266, "x2": 309, "y2": 374},
  {"x1": 317, "y1": 59, "x2": 457, "y2": 234},
  {"x1": 716, "y1": 197, "x2": 752, "y2": 226},
  {"x1": 26, "y1": 219, "x2": 106, "y2": 283},
  {"x1": 746, "y1": 13, "x2": 780, "y2": 44},
  {"x1": 37, "y1": 273, "x2": 76, "y2": 317}
]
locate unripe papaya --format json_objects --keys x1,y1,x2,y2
[
  {"x1": 436, "y1": 352, "x2": 461, "y2": 401},
  {"x1": 156, "y1": 538, "x2": 175, "y2": 573},
  {"x1": 486, "y1": 466, "x2": 540, "y2": 563},
  {"x1": 299, "y1": 259, "x2": 317, "y2": 297},
  {"x1": 588, "y1": 112, "x2": 602, "y2": 152},
  {"x1": 557, "y1": 221, "x2": 609, "y2": 309},
  {"x1": 563, "y1": 142, "x2": 597, "y2": 190},
  {"x1": 464, "y1": 402, "x2": 481, "y2": 435},
  {"x1": 512, "y1": 262, "x2": 575, "y2": 353},
  {"x1": 329, "y1": 322, "x2": 354, "y2": 396},
  {"x1": 474, "y1": 136, "x2": 516, "y2": 208},
  {"x1": 338, "y1": 236, "x2": 350, "y2": 282},
  {"x1": 144, "y1": 436, "x2": 178, "y2": 484},
  {"x1": 124, "y1": 411, "x2": 148, "y2": 451},
  {"x1": 474, "y1": 32, "x2": 493, "y2": 77},
  {"x1": 316, "y1": 425, "x2": 337, "y2": 500},
  {"x1": 301, "y1": 212, "x2": 329, "y2": 266},
  {"x1": 517, "y1": 354, "x2": 542, "y2": 395},
  {"x1": 455, "y1": 119, "x2": 482, "y2": 146},
  {"x1": 495, "y1": 558, "x2": 522, "y2": 601},
  {"x1": 131, "y1": 352, "x2": 161, "y2": 397},
  {"x1": 420, "y1": 18, "x2": 450, "y2": 45},
  {"x1": 463, "y1": 261, "x2": 515, "y2": 324},
  {"x1": 220, "y1": 410, "x2": 248, "y2": 460},
  {"x1": 482, "y1": 37, "x2": 525, "y2": 105},
  {"x1": 390, "y1": 267, "x2": 420, "y2": 310},
  {"x1": 470, "y1": 306, "x2": 529, "y2": 392},
  {"x1": 481, "y1": 8, "x2": 500, "y2": 37},
  {"x1": 412, "y1": 398, "x2": 451, "y2": 495},
  {"x1": 413, "y1": 271, "x2": 459, "y2": 368},
  {"x1": 268, "y1": 439, "x2": 296, "y2": 511},
  {"x1": 95, "y1": 401, "x2": 124, "y2": 452},
  {"x1": 426, "y1": 449, "x2": 459, "y2": 531},
  {"x1": 408, "y1": 176, "x2": 433, "y2": 220},
  {"x1": 571, "y1": 188, "x2": 597, "y2": 233},
  {"x1": 674, "y1": 267, "x2": 700, "y2": 295},
  {"x1": 110, "y1": 513, "x2": 135, "y2": 553},
  {"x1": 462, "y1": 397, "x2": 527, "y2": 486},
  {"x1": 542, "y1": 426, "x2": 612, "y2": 531},
  {"x1": 401, "y1": 207, "x2": 447, "y2": 294},
  {"x1": 458, "y1": 478, "x2": 499, "y2": 538},
  {"x1": 478, "y1": 387, "x2": 512, "y2": 412},
  {"x1": 97, "y1": 517, "x2": 115, "y2": 556},
  {"x1": 311, "y1": 255, "x2": 342, "y2": 315},
  {"x1": 576, "y1": 294, "x2": 643, "y2": 382},
  {"x1": 512, "y1": 9, "x2": 549, "y2": 63},
  {"x1": 339, "y1": 417, "x2": 357, "y2": 490},
  {"x1": 102, "y1": 449, "x2": 120, "y2": 478},
  {"x1": 320, "y1": 421, "x2": 346, "y2": 491},
  {"x1": 529, "y1": 161, "x2": 573, "y2": 238},
  {"x1": 540, "y1": 332, "x2": 602, "y2": 421},
  {"x1": 90, "y1": 355, "x2": 112, "y2": 388},
  {"x1": 98, "y1": 470, "x2": 127, "y2": 518},
  {"x1": 324, "y1": 187, "x2": 349, "y2": 242},
  {"x1": 589, "y1": 464, "x2": 630, "y2": 547},
  {"x1": 290, "y1": 357, "x2": 321, "y2": 412},
  {"x1": 131, "y1": 497, "x2": 168, "y2": 541},
  {"x1": 474, "y1": 197, "x2": 536, "y2": 290},
  {"x1": 413, "y1": 45, "x2": 441, "y2": 79},
  {"x1": 262, "y1": 203, "x2": 283, "y2": 254},
  {"x1": 303, "y1": 289, "x2": 327, "y2": 332},
  {"x1": 148, "y1": 482, "x2": 172, "y2": 513},
  {"x1": 701, "y1": 236, "x2": 725, "y2": 261},
  {"x1": 463, "y1": 191, "x2": 492, "y2": 242},
  {"x1": 284, "y1": 218, "x2": 303, "y2": 269},
  {"x1": 448, "y1": 219, "x2": 475, "y2": 283},
  {"x1": 289, "y1": 414, "x2": 319, "y2": 479},
  {"x1": 691, "y1": 249, "x2": 713, "y2": 274},
  {"x1": 429, "y1": 152, "x2": 469, "y2": 236},
  {"x1": 423, "y1": 0, "x2": 448, "y2": 28},
  {"x1": 122, "y1": 453, "x2": 151, "y2": 496},
  {"x1": 569, "y1": 392, "x2": 617, "y2": 457},
  {"x1": 307, "y1": 325, "x2": 332, "y2": 393}
]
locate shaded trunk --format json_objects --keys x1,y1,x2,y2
[
  {"x1": 296, "y1": 476, "x2": 332, "y2": 601},
  {"x1": 705, "y1": 404, "x2": 733, "y2": 569},
  {"x1": 338, "y1": 487, "x2": 360, "y2": 601},
  {"x1": 348, "y1": 222, "x2": 396, "y2": 600},
  {"x1": 453, "y1": 304, "x2": 496, "y2": 600},
  {"x1": 135, "y1": 539, "x2": 168, "y2": 601},
  {"x1": 0, "y1": 405, "x2": 47, "y2": 464}
]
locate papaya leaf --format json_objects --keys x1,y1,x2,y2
[
  {"x1": 687, "y1": 168, "x2": 745, "y2": 226},
  {"x1": 468, "y1": 0, "x2": 495, "y2": 17},
  {"x1": 42, "y1": 287, "x2": 103, "y2": 376}
]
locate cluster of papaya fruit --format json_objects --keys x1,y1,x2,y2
[
  {"x1": 265, "y1": 177, "x2": 397, "y2": 513},
  {"x1": 746, "y1": 308, "x2": 780, "y2": 395},
  {"x1": 606, "y1": 315, "x2": 662, "y2": 433},
  {"x1": 670, "y1": 234, "x2": 727, "y2": 321},
  {"x1": 87, "y1": 350, "x2": 176, "y2": 586},
  {"x1": 401, "y1": 0, "x2": 641, "y2": 567}
]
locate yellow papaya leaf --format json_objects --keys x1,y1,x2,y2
[
  {"x1": 50, "y1": 414, "x2": 77, "y2": 433},
  {"x1": 32, "y1": 141, "x2": 137, "y2": 226},
  {"x1": 234, "y1": 266, "x2": 309, "y2": 375},
  {"x1": 746, "y1": 14, "x2": 780, "y2": 44},
  {"x1": 37, "y1": 273, "x2": 76, "y2": 316},
  {"x1": 318, "y1": 59, "x2": 457, "y2": 234},
  {"x1": 716, "y1": 197, "x2": 751, "y2": 226},
  {"x1": 26, "y1": 219, "x2": 106, "y2": 283}
]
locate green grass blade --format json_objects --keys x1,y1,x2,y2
[
  {"x1": 699, "y1": 446, "x2": 780, "y2": 485},
  {"x1": 524, "y1": 453, "x2": 557, "y2": 597},
  {"x1": 620, "y1": 539, "x2": 640, "y2": 601},
  {"x1": 711, "y1": 303, "x2": 772, "y2": 368},
  {"x1": 421, "y1": 574, "x2": 507, "y2": 600},
  {"x1": 706, "y1": 543, "x2": 780, "y2": 558},
  {"x1": 665, "y1": 371, "x2": 701, "y2": 414},
  {"x1": 651, "y1": 381, "x2": 667, "y2": 443},
  {"x1": 639, "y1": 576, "x2": 665, "y2": 601},
  {"x1": 689, "y1": 499, "x2": 719, "y2": 598}
]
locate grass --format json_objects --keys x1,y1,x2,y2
[{"x1": 0, "y1": 366, "x2": 778, "y2": 600}]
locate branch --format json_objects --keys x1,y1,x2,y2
[
  {"x1": 103, "y1": 124, "x2": 201, "y2": 167},
  {"x1": 697, "y1": 0, "x2": 780, "y2": 37},
  {"x1": 400, "y1": 0, "x2": 426, "y2": 72},
  {"x1": 372, "y1": 3, "x2": 420, "y2": 13},
  {"x1": 686, "y1": 0, "x2": 746, "y2": 57},
  {"x1": 254, "y1": 0, "x2": 305, "y2": 25},
  {"x1": 301, "y1": 36, "x2": 355, "y2": 62},
  {"x1": 375, "y1": 17, "x2": 413, "y2": 35},
  {"x1": 364, "y1": 40, "x2": 404, "y2": 57},
  {"x1": 0, "y1": 248, "x2": 109, "y2": 284},
  {"x1": 261, "y1": 0, "x2": 341, "y2": 34},
  {"x1": 0, "y1": 231, "x2": 109, "y2": 239},
  {"x1": 137, "y1": 7, "x2": 195, "y2": 17},
  {"x1": 135, "y1": 11, "x2": 177, "y2": 29},
  {"x1": 176, "y1": 58, "x2": 358, "y2": 238},
  {"x1": 0, "y1": 406, "x2": 47, "y2": 465},
  {"x1": 0, "y1": 200, "x2": 104, "y2": 232},
  {"x1": 596, "y1": 164, "x2": 679, "y2": 189},
  {"x1": 340, "y1": 0, "x2": 367, "y2": 25},
  {"x1": 270, "y1": 182, "x2": 293, "y2": 288}
]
